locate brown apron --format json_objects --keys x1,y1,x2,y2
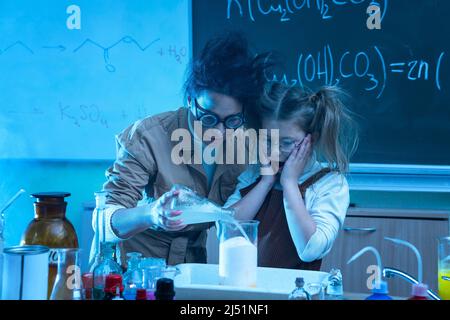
[{"x1": 239, "y1": 168, "x2": 331, "y2": 271}]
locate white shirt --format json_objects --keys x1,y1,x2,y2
[{"x1": 224, "y1": 154, "x2": 350, "y2": 262}]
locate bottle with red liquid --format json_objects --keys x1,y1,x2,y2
[
  {"x1": 82, "y1": 272, "x2": 94, "y2": 300},
  {"x1": 93, "y1": 242, "x2": 123, "y2": 300},
  {"x1": 104, "y1": 274, "x2": 124, "y2": 300},
  {"x1": 408, "y1": 283, "x2": 430, "y2": 300},
  {"x1": 384, "y1": 237, "x2": 430, "y2": 301}
]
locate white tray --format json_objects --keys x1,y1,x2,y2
[{"x1": 174, "y1": 263, "x2": 329, "y2": 300}]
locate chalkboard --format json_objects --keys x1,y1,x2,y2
[
  {"x1": 0, "y1": 0, "x2": 190, "y2": 160},
  {"x1": 192, "y1": 0, "x2": 450, "y2": 167}
]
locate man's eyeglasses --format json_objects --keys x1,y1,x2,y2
[{"x1": 193, "y1": 99, "x2": 245, "y2": 129}]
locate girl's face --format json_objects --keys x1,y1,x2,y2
[{"x1": 262, "y1": 118, "x2": 307, "y2": 162}]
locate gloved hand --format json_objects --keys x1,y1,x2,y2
[{"x1": 148, "y1": 189, "x2": 187, "y2": 232}]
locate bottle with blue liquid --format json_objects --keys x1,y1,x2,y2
[{"x1": 366, "y1": 280, "x2": 392, "y2": 300}]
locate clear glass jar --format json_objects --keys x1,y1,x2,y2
[
  {"x1": 92, "y1": 242, "x2": 122, "y2": 300},
  {"x1": 122, "y1": 252, "x2": 144, "y2": 300}
]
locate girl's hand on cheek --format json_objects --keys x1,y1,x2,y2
[
  {"x1": 280, "y1": 134, "x2": 312, "y2": 188},
  {"x1": 259, "y1": 149, "x2": 278, "y2": 187}
]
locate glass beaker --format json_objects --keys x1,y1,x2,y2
[
  {"x1": 141, "y1": 257, "x2": 167, "y2": 299},
  {"x1": 218, "y1": 220, "x2": 259, "y2": 287},
  {"x1": 160, "y1": 266, "x2": 180, "y2": 280},
  {"x1": 50, "y1": 248, "x2": 82, "y2": 300},
  {"x1": 438, "y1": 237, "x2": 450, "y2": 300},
  {"x1": 142, "y1": 265, "x2": 180, "y2": 300},
  {"x1": 144, "y1": 266, "x2": 163, "y2": 292},
  {"x1": 140, "y1": 257, "x2": 166, "y2": 270}
]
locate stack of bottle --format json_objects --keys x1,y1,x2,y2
[{"x1": 81, "y1": 191, "x2": 176, "y2": 300}]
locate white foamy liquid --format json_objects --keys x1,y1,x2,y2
[
  {"x1": 171, "y1": 206, "x2": 233, "y2": 224},
  {"x1": 219, "y1": 236, "x2": 257, "y2": 287}
]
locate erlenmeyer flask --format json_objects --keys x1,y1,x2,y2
[
  {"x1": 166, "y1": 184, "x2": 235, "y2": 225},
  {"x1": 50, "y1": 248, "x2": 82, "y2": 300}
]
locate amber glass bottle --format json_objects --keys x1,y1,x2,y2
[{"x1": 21, "y1": 192, "x2": 79, "y2": 299}]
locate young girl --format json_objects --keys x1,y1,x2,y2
[{"x1": 224, "y1": 82, "x2": 358, "y2": 270}]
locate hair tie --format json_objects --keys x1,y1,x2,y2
[{"x1": 310, "y1": 91, "x2": 320, "y2": 104}]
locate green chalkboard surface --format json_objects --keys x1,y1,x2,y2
[{"x1": 192, "y1": 0, "x2": 450, "y2": 166}]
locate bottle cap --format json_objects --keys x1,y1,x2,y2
[
  {"x1": 411, "y1": 283, "x2": 429, "y2": 298},
  {"x1": 155, "y1": 278, "x2": 175, "y2": 300},
  {"x1": 104, "y1": 274, "x2": 123, "y2": 294},
  {"x1": 372, "y1": 280, "x2": 389, "y2": 294},
  {"x1": 295, "y1": 277, "x2": 305, "y2": 288},
  {"x1": 82, "y1": 272, "x2": 94, "y2": 289},
  {"x1": 136, "y1": 289, "x2": 147, "y2": 300},
  {"x1": 32, "y1": 192, "x2": 71, "y2": 202}
]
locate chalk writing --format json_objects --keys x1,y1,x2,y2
[
  {"x1": 268, "y1": 45, "x2": 445, "y2": 98},
  {"x1": 157, "y1": 45, "x2": 188, "y2": 64},
  {"x1": 227, "y1": 0, "x2": 388, "y2": 22},
  {"x1": 0, "y1": 41, "x2": 34, "y2": 55},
  {"x1": 0, "y1": 37, "x2": 186, "y2": 72},
  {"x1": 59, "y1": 102, "x2": 109, "y2": 128},
  {"x1": 73, "y1": 36, "x2": 161, "y2": 72}
]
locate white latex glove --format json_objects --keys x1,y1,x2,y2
[{"x1": 149, "y1": 189, "x2": 187, "y2": 232}]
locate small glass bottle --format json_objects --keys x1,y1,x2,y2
[
  {"x1": 93, "y1": 242, "x2": 122, "y2": 300},
  {"x1": 326, "y1": 269, "x2": 344, "y2": 300},
  {"x1": 122, "y1": 252, "x2": 144, "y2": 300},
  {"x1": 288, "y1": 277, "x2": 311, "y2": 300},
  {"x1": 21, "y1": 192, "x2": 79, "y2": 299},
  {"x1": 365, "y1": 280, "x2": 393, "y2": 300},
  {"x1": 408, "y1": 283, "x2": 430, "y2": 300},
  {"x1": 89, "y1": 191, "x2": 107, "y2": 272}
]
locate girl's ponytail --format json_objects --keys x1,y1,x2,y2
[{"x1": 308, "y1": 86, "x2": 359, "y2": 173}]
